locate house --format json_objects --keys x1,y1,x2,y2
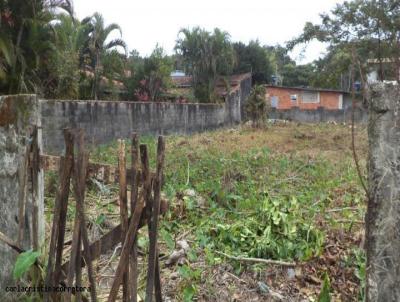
[
  {"x1": 170, "y1": 70, "x2": 193, "y2": 88},
  {"x1": 265, "y1": 85, "x2": 349, "y2": 110},
  {"x1": 169, "y1": 72, "x2": 252, "y2": 102},
  {"x1": 367, "y1": 58, "x2": 399, "y2": 83}
]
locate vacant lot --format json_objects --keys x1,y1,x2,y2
[{"x1": 45, "y1": 122, "x2": 368, "y2": 301}]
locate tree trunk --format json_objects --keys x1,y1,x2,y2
[{"x1": 366, "y1": 83, "x2": 400, "y2": 301}]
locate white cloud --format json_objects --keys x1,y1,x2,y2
[{"x1": 73, "y1": 0, "x2": 344, "y2": 64}]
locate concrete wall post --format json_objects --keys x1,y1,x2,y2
[
  {"x1": 0, "y1": 95, "x2": 44, "y2": 299},
  {"x1": 366, "y1": 83, "x2": 400, "y2": 301}
]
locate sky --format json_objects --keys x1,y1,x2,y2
[{"x1": 73, "y1": 0, "x2": 345, "y2": 64}]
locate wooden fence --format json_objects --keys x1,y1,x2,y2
[{"x1": 44, "y1": 129, "x2": 166, "y2": 302}]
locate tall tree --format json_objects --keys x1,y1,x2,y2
[
  {"x1": 0, "y1": 0, "x2": 73, "y2": 94},
  {"x1": 288, "y1": 0, "x2": 400, "y2": 83},
  {"x1": 49, "y1": 13, "x2": 92, "y2": 98},
  {"x1": 124, "y1": 47, "x2": 172, "y2": 102},
  {"x1": 81, "y1": 12, "x2": 127, "y2": 99},
  {"x1": 175, "y1": 27, "x2": 235, "y2": 102},
  {"x1": 280, "y1": 63, "x2": 315, "y2": 87},
  {"x1": 234, "y1": 40, "x2": 272, "y2": 84}
]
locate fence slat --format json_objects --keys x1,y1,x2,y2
[
  {"x1": 72, "y1": 130, "x2": 97, "y2": 302},
  {"x1": 53, "y1": 130, "x2": 75, "y2": 290},
  {"x1": 45, "y1": 129, "x2": 74, "y2": 302},
  {"x1": 145, "y1": 137, "x2": 165, "y2": 302},
  {"x1": 130, "y1": 133, "x2": 140, "y2": 302},
  {"x1": 118, "y1": 140, "x2": 130, "y2": 302},
  {"x1": 107, "y1": 145, "x2": 150, "y2": 302}
]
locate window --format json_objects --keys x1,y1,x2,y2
[
  {"x1": 290, "y1": 94, "x2": 298, "y2": 105},
  {"x1": 301, "y1": 91, "x2": 320, "y2": 103},
  {"x1": 339, "y1": 94, "x2": 343, "y2": 109},
  {"x1": 271, "y1": 96, "x2": 279, "y2": 108}
]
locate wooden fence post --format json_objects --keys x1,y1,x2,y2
[{"x1": 118, "y1": 139, "x2": 130, "y2": 302}]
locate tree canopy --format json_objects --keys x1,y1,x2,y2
[
  {"x1": 288, "y1": 0, "x2": 400, "y2": 83},
  {"x1": 175, "y1": 27, "x2": 236, "y2": 102},
  {"x1": 4, "y1": 0, "x2": 394, "y2": 100}
]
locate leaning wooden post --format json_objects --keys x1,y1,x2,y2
[
  {"x1": 72, "y1": 130, "x2": 97, "y2": 302},
  {"x1": 145, "y1": 137, "x2": 165, "y2": 302},
  {"x1": 53, "y1": 130, "x2": 75, "y2": 289},
  {"x1": 107, "y1": 145, "x2": 150, "y2": 302},
  {"x1": 130, "y1": 133, "x2": 140, "y2": 302},
  {"x1": 366, "y1": 83, "x2": 400, "y2": 301},
  {"x1": 44, "y1": 129, "x2": 74, "y2": 302},
  {"x1": 118, "y1": 139, "x2": 130, "y2": 302}
]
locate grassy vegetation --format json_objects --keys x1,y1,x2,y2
[
  {"x1": 82, "y1": 123, "x2": 367, "y2": 301},
  {"x1": 39, "y1": 123, "x2": 367, "y2": 300}
]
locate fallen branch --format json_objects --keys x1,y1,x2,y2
[
  {"x1": 215, "y1": 251, "x2": 297, "y2": 267},
  {"x1": 0, "y1": 231, "x2": 24, "y2": 254},
  {"x1": 326, "y1": 206, "x2": 360, "y2": 213}
]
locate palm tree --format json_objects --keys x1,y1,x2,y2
[
  {"x1": 51, "y1": 13, "x2": 94, "y2": 98},
  {"x1": 0, "y1": 0, "x2": 73, "y2": 94},
  {"x1": 81, "y1": 12, "x2": 127, "y2": 99},
  {"x1": 175, "y1": 27, "x2": 235, "y2": 102}
]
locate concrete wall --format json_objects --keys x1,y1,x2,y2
[
  {"x1": 366, "y1": 82, "x2": 400, "y2": 301},
  {"x1": 268, "y1": 106, "x2": 368, "y2": 123},
  {"x1": 41, "y1": 75, "x2": 252, "y2": 154},
  {"x1": 0, "y1": 95, "x2": 44, "y2": 299}
]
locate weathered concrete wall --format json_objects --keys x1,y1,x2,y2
[
  {"x1": 366, "y1": 83, "x2": 400, "y2": 301},
  {"x1": 268, "y1": 106, "x2": 368, "y2": 123},
  {"x1": 41, "y1": 88, "x2": 251, "y2": 153},
  {"x1": 0, "y1": 95, "x2": 44, "y2": 299}
]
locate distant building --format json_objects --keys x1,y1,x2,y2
[
  {"x1": 170, "y1": 70, "x2": 193, "y2": 88},
  {"x1": 170, "y1": 70, "x2": 186, "y2": 77},
  {"x1": 367, "y1": 58, "x2": 399, "y2": 83},
  {"x1": 265, "y1": 85, "x2": 352, "y2": 110},
  {"x1": 169, "y1": 72, "x2": 252, "y2": 102}
]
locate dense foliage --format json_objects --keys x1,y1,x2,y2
[
  {"x1": 244, "y1": 85, "x2": 270, "y2": 126},
  {"x1": 289, "y1": 0, "x2": 400, "y2": 84},
  {"x1": 2, "y1": 0, "x2": 396, "y2": 101},
  {"x1": 233, "y1": 40, "x2": 272, "y2": 84},
  {"x1": 175, "y1": 27, "x2": 236, "y2": 102}
]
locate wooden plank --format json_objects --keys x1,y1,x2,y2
[
  {"x1": 118, "y1": 140, "x2": 130, "y2": 302},
  {"x1": 29, "y1": 126, "x2": 40, "y2": 251},
  {"x1": 17, "y1": 141, "x2": 29, "y2": 245},
  {"x1": 72, "y1": 130, "x2": 97, "y2": 302},
  {"x1": 107, "y1": 145, "x2": 150, "y2": 302},
  {"x1": 60, "y1": 205, "x2": 168, "y2": 277},
  {"x1": 130, "y1": 133, "x2": 140, "y2": 302},
  {"x1": 107, "y1": 191, "x2": 145, "y2": 302},
  {"x1": 53, "y1": 130, "x2": 75, "y2": 290},
  {"x1": 145, "y1": 137, "x2": 165, "y2": 302},
  {"x1": 44, "y1": 129, "x2": 74, "y2": 302},
  {"x1": 41, "y1": 154, "x2": 156, "y2": 185},
  {"x1": 66, "y1": 212, "x2": 81, "y2": 302},
  {"x1": 62, "y1": 224, "x2": 122, "y2": 276}
]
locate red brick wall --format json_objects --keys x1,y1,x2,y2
[{"x1": 266, "y1": 87, "x2": 341, "y2": 110}]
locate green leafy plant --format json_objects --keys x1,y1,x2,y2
[
  {"x1": 245, "y1": 85, "x2": 270, "y2": 127},
  {"x1": 318, "y1": 273, "x2": 331, "y2": 302},
  {"x1": 13, "y1": 250, "x2": 41, "y2": 280},
  {"x1": 178, "y1": 265, "x2": 201, "y2": 301}
]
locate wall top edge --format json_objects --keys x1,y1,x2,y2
[{"x1": 39, "y1": 99, "x2": 225, "y2": 107}]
